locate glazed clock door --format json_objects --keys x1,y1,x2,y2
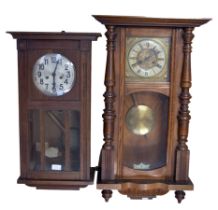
[
  {"x1": 29, "y1": 109, "x2": 80, "y2": 173},
  {"x1": 30, "y1": 53, "x2": 80, "y2": 175},
  {"x1": 27, "y1": 49, "x2": 82, "y2": 180},
  {"x1": 119, "y1": 28, "x2": 173, "y2": 179}
]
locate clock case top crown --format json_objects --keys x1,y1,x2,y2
[
  {"x1": 93, "y1": 15, "x2": 210, "y2": 27},
  {"x1": 8, "y1": 31, "x2": 101, "y2": 40},
  {"x1": 93, "y1": 15, "x2": 210, "y2": 201}
]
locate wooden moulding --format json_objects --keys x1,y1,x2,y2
[
  {"x1": 7, "y1": 31, "x2": 101, "y2": 40},
  {"x1": 97, "y1": 179, "x2": 193, "y2": 199},
  {"x1": 17, "y1": 167, "x2": 95, "y2": 190},
  {"x1": 93, "y1": 15, "x2": 210, "y2": 28}
]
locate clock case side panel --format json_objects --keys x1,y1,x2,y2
[
  {"x1": 79, "y1": 40, "x2": 92, "y2": 181},
  {"x1": 17, "y1": 40, "x2": 29, "y2": 180}
]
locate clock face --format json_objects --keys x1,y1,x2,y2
[
  {"x1": 33, "y1": 53, "x2": 75, "y2": 96},
  {"x1": 126, "y1": 37, "x2": 170, "y2": 82},
  {"x1": 128, "y1": 39, "x2": 166, "y2": 78}
]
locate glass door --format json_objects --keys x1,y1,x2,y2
[{"x1": 29, "y1": 109, "x2": 80, "y2": 173}]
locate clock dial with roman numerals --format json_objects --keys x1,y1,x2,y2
[
  {"x1": 33, "y1": 53, "x2": 75, "y2": 96},
  {"x1": 128, "y1": 39, "x2": 166, "y2": 78}
]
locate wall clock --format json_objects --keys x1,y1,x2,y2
[
  {"x1": 9, "y1": 32, "x2": 101, "y2": 189},
  {"x1": 93, "y1": 15, "x2": 210, "y2": 202}
]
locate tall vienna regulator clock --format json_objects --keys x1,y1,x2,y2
[
  {"x1": 93, "y1": 15, "x2": 210, "y2": 202},
  {"x1": 9, "y1": 32, "x2": 101, "y2": 189}
]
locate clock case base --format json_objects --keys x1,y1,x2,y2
[
  {"x1": 97, "y1": 174, "x2": 193, "y2": 202},
  {"x1": 17, "y1": 167, "x2": 95, "y2": 190}
]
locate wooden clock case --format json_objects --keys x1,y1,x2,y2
[
  {"x1": 9, "y1": 32, "x2": 101, "y2": 190},
  {"x1": 93, "y1": 15, "x2": 210, "y2": 202}
]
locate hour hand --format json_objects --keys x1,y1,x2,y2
[
  {"x1": 132, "y1": 60, "x2": 143, "y2": 67},
  {"x1": 52, "y1": 83, "x2": 56, "y2": 93}
]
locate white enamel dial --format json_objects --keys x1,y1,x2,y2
[
  {"x1": 128, "y1": 39, "x2": 166, "y2": 78},
  {"x1": 33, "y1": 53, "x2": 75, "y2": 96}
]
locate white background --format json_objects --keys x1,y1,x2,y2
[{"x1": 0, "y1": 0, "x2": 217, "y2": 209}]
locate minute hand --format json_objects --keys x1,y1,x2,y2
[{"x1": 52, "y1": 60, "x2": 59, "y2": 93}]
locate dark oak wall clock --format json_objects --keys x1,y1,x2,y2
[
  {"x1": 93, "y1": 15, "x2": 210, "y2": 202},
  {"x1": 9, "y1": 32, "x2": 101, "y2": 189}
]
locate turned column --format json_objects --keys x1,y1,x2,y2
[
  {"x1": 101, "y1": 25, "x2": 116, "y2": 180},
  {"x1": 175, "y1": 27, "x2": 194, "y2": 182}
]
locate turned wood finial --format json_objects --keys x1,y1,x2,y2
[
  {"x1": 102, "y1": 189, "x2": 113, "y2": 202},
  {"x1": 175, "y1": 190, "x2": 185, "y2": 203}
]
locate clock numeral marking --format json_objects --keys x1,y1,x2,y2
[
  {"x1": 129, "y1": 57, "x2": 137, "y2": 60},
  {"x1": 132, "y1": 63, "x2": 138, "y2": 68},
  {"x1": 137, "y1": 69, "x2": 141, "y2": 73},
  {"x1": 139, "y1": 44, "x2": 144, "y2": 50},
  {"x1": 51, "y1": 57, "x2": 62, "y2": 65},
  {"x1": 64, "y1": 64, "x2": 69, "y2": 70},
  {"x1": 44, "y1": 59, "x2": 48, "y2": 65},
  {"x1": 51, "y1": 56, "x2": 56, "y2": 63},
  {"x1": 39, "y1": 64, "x2": 44, "y2": 70},
  {"x1": 45, "y1": 83, "x2": 49, "y2": 89},
  {"x1": 59, "y1": 84, "x2": 64, "y2": 90},
  {"x1": 144, "y1": 72, "x2": 148, "y2": 77},
  {"x1": 146, "y1": 42, "x2": 150, "y2": 48},
  {"x1": 37, "y1": 71, "x2": 41, "y2": 77},
  {"x1": 40, "y1": 79, "x2": 44, "y2": 85},
  {"x1": 156, "y1": 63, "x2": 162, "y2": 69},
  {"x1": 64, "y1": 79, "x2": 68, "y2": 84},
  {"x1": 66, "y1": 71, "x2": 71, "y2": 78},
  {"x1": 155, "y1": 50, "x2": 161, "y2": 55},
  {"x1": 58, "y1": 59, "x2": 62, "y2": 65},
  {"x1": 158, "y1": 58, "x2": 164, "y2": 61}
]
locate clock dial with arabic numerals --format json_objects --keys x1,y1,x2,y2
[
  {"x1": 33, "y1": 53, "x2": 75, "y2": 96},
  {"x1": 128, "y1": 39, "x2": 166, "y2": 78},
  {"x1": 9, "y1": 31, "x2": 101, "y2": 190}
]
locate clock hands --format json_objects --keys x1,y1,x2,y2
[
  {"x1": 52, "y1": 60, "x2": 59, "y2": 93},
  {"x1": 132, "y1": 52, "x2": 154, "y2": 68}
]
